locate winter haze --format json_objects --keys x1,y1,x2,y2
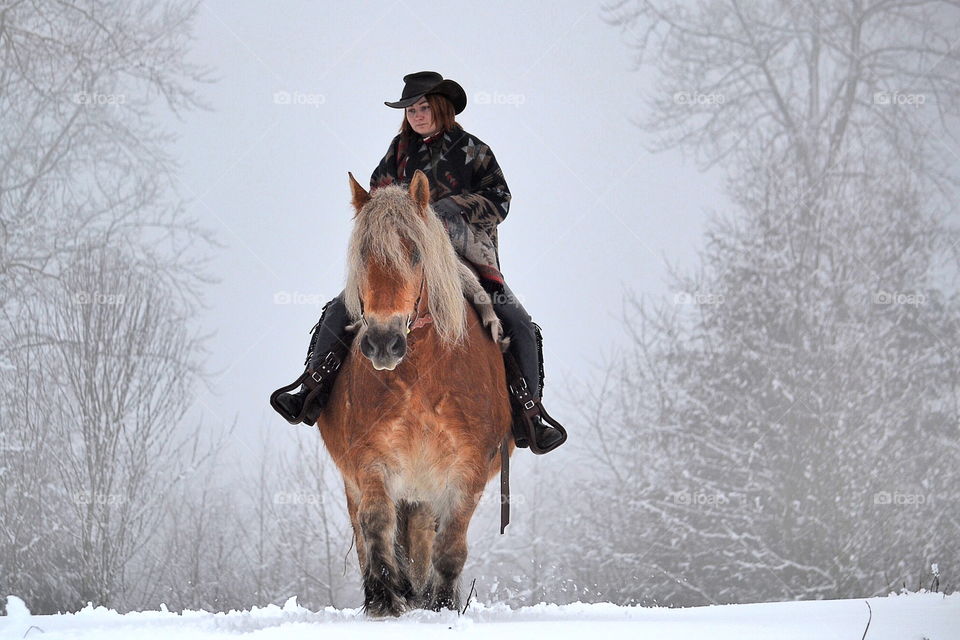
[{"x1": 1, "y1": 0, "x2": 957, "y2": 621}]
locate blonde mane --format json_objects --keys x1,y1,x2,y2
[{"x1": 344, "y1": 184, "x2": 468, "y2": 345}]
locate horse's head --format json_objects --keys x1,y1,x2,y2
[{"x1": 344, "y1": 170, "x2": 467, "y2": 371}]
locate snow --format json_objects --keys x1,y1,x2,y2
[{"x1": 2, "y1": 593, "x2": 957, "y2": 640}]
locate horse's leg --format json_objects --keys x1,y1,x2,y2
[
  {"x1": 402, "y1": 501, "x2": 436, "y2": 603},
  {"x1": 345, "y1": 488, "x2": 367, "y2": 574},
  {"x1": 356, "y1": 473, "x2": 413, "y2": 617},
  {"x1": 425, "y1": 479, "x2": 484, "y2": 611}
]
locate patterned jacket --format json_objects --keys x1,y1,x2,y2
[{"x1": 369, "y1": 124, "x2": 510, "y2": 288}]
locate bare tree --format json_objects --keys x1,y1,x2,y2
[
  {"x1": 0, "y1": 0, "x2": 211, "y2": 310},
  {"x1": 0, "y1": 342, "x2": 78, "y2": 612},
  {"x1": 0, "y1": 0, "x2": 212, "y2": 613},
  {"x1": 232, "y1": 430, "x2": 359, "y2": 610},
  {"x1": 576, "y1": 0, "x2": 960, "y2": 604},
  {"x1": 0, "y1": 244, "x2": 208, "y2": 608}
]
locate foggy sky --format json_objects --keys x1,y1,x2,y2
[{"x1": 170, "y1": 0, "x2": 724, "y2": 459}]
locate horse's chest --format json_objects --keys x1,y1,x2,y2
[{"x1": 380, "y1": 415, "x2": 466, "y2": 502}]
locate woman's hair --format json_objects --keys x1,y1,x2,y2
[{"x1": 399, "y1": 93, "x2": 457, "y2": 135}]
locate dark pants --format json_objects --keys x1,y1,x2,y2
[
  {"x1": 305, "y1": 283, "x2": 544, "y2": 398},
  {"x1": 489, "y1": 283, "x2": 542, "y2": 398},
  {"x1": 304, "y1": 290, "x2": 351, "y2": 369}
]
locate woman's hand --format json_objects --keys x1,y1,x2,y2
[{"x1": 432, "y1": 198, "x2": 470, "y2": 257}]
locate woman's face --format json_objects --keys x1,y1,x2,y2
[{"x1": 406, "y1": 97, "x2": 437, "y2": 136}]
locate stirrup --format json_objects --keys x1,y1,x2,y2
[
  {"x1": 528, "y1": 403, "x2": 567, "y2": 454},
  {"x1": 269, "y1": 351, "x2": 342, "y2": 425},
  {"x1": 509, "y1": 377, "x2": 567, "y2": 455}
]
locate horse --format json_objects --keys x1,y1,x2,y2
[{"x1": 315, "y1": 169, "x2": 514, "y2": 616}]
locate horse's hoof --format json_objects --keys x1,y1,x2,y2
[
  {"x1": 362, "y1": 598, "x2": 408, "y2": 618},
  {"x1": 422, "y1": 581, "x2": 460, "y2": 612},
  {"x1": 362, "y1": 571, "x2": 414, "y2": 617}
]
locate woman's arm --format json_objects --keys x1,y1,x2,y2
[
  {"x1": 369, "y1": 135, "x2": 401, "y2": 189},
  {"x1": 434, "y1": 138, "x2": 511, "y2": 227},
  {"x1": 369, "y1": 131, "x2": 510, "y2": 230}
]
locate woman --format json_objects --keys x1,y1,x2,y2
[{"x1": 272, "y1": 71, "x2": 565, "y2": 452}]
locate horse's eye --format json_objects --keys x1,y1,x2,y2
[{"x1": 410, "y1": 247, "x2": 421, "y2": 265}]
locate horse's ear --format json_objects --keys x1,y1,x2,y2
[
  {"x1": 409, "y1": 169, "x2": 431, "y2": 214},
  {"x1": 348, "y1": 172, "x2": 370, "y2": 212}
]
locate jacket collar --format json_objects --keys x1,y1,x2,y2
[{"x1": 408, "y1": 123, "x2": 464, "y2": 147}]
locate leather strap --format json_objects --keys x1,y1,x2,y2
[
  {"x1": 268, "y1": 351, "x2": 342, "y2": 425},
  {"x1": 509, "y1": 377, "x2": 539, "y2": 419},
  {"x1": 409, "y1": 313, "x2": 434, "y2": 331},
  {"x1": 359, "y1": 273, "x2": 433, "y2": 333},
  {"x1": 500, "y1": 436, "x2": 510, "y2": 534}
]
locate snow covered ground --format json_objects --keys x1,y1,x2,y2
[{"x1": 2, "y1": 592, "x2": 957, "y2": 640}]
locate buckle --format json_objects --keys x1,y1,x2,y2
[
  {"x1": 308, "y1": 353, "x2": 342, "y2": 384},
  {"x1": 509, "y1": 377, "x2": 530, "y2": 400},
  {"x1": 320, "y1": 352, "x2": 341, "y2": 374},
  {"x1": 523, "y1": 400, "x2": 535, "y2": 411},
  {"x1": 323, "y1": 351, "x2": 341, "y2": 368}
]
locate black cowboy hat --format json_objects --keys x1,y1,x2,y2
[{"x1": 384, "y1": 71, "x2": 467, "y2": 114}]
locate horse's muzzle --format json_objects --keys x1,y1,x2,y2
[{"x1": 359, "y1": 325, "x2": 407, "y2": 370}]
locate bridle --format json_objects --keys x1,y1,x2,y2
[{"x1": 357, "y1": 268, "x2": 433, "y2": 333}]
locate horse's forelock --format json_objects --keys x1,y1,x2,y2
[{"x1": 345, "y1": 185, "x2": 467, "y2": 344}]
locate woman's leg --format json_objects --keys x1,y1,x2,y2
[
  {"x1": 492, "y1": 283, "x2": 565, "y2": 452},
  {"x1": 304, "y1": 291, "x2": 352, "y2": 371},
  {"x1": 274, "y1": 290, "x2": 353, "y2": 425},
  {"x1": 492, "y1": 284, "x2": 542, "y2": 397}
]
